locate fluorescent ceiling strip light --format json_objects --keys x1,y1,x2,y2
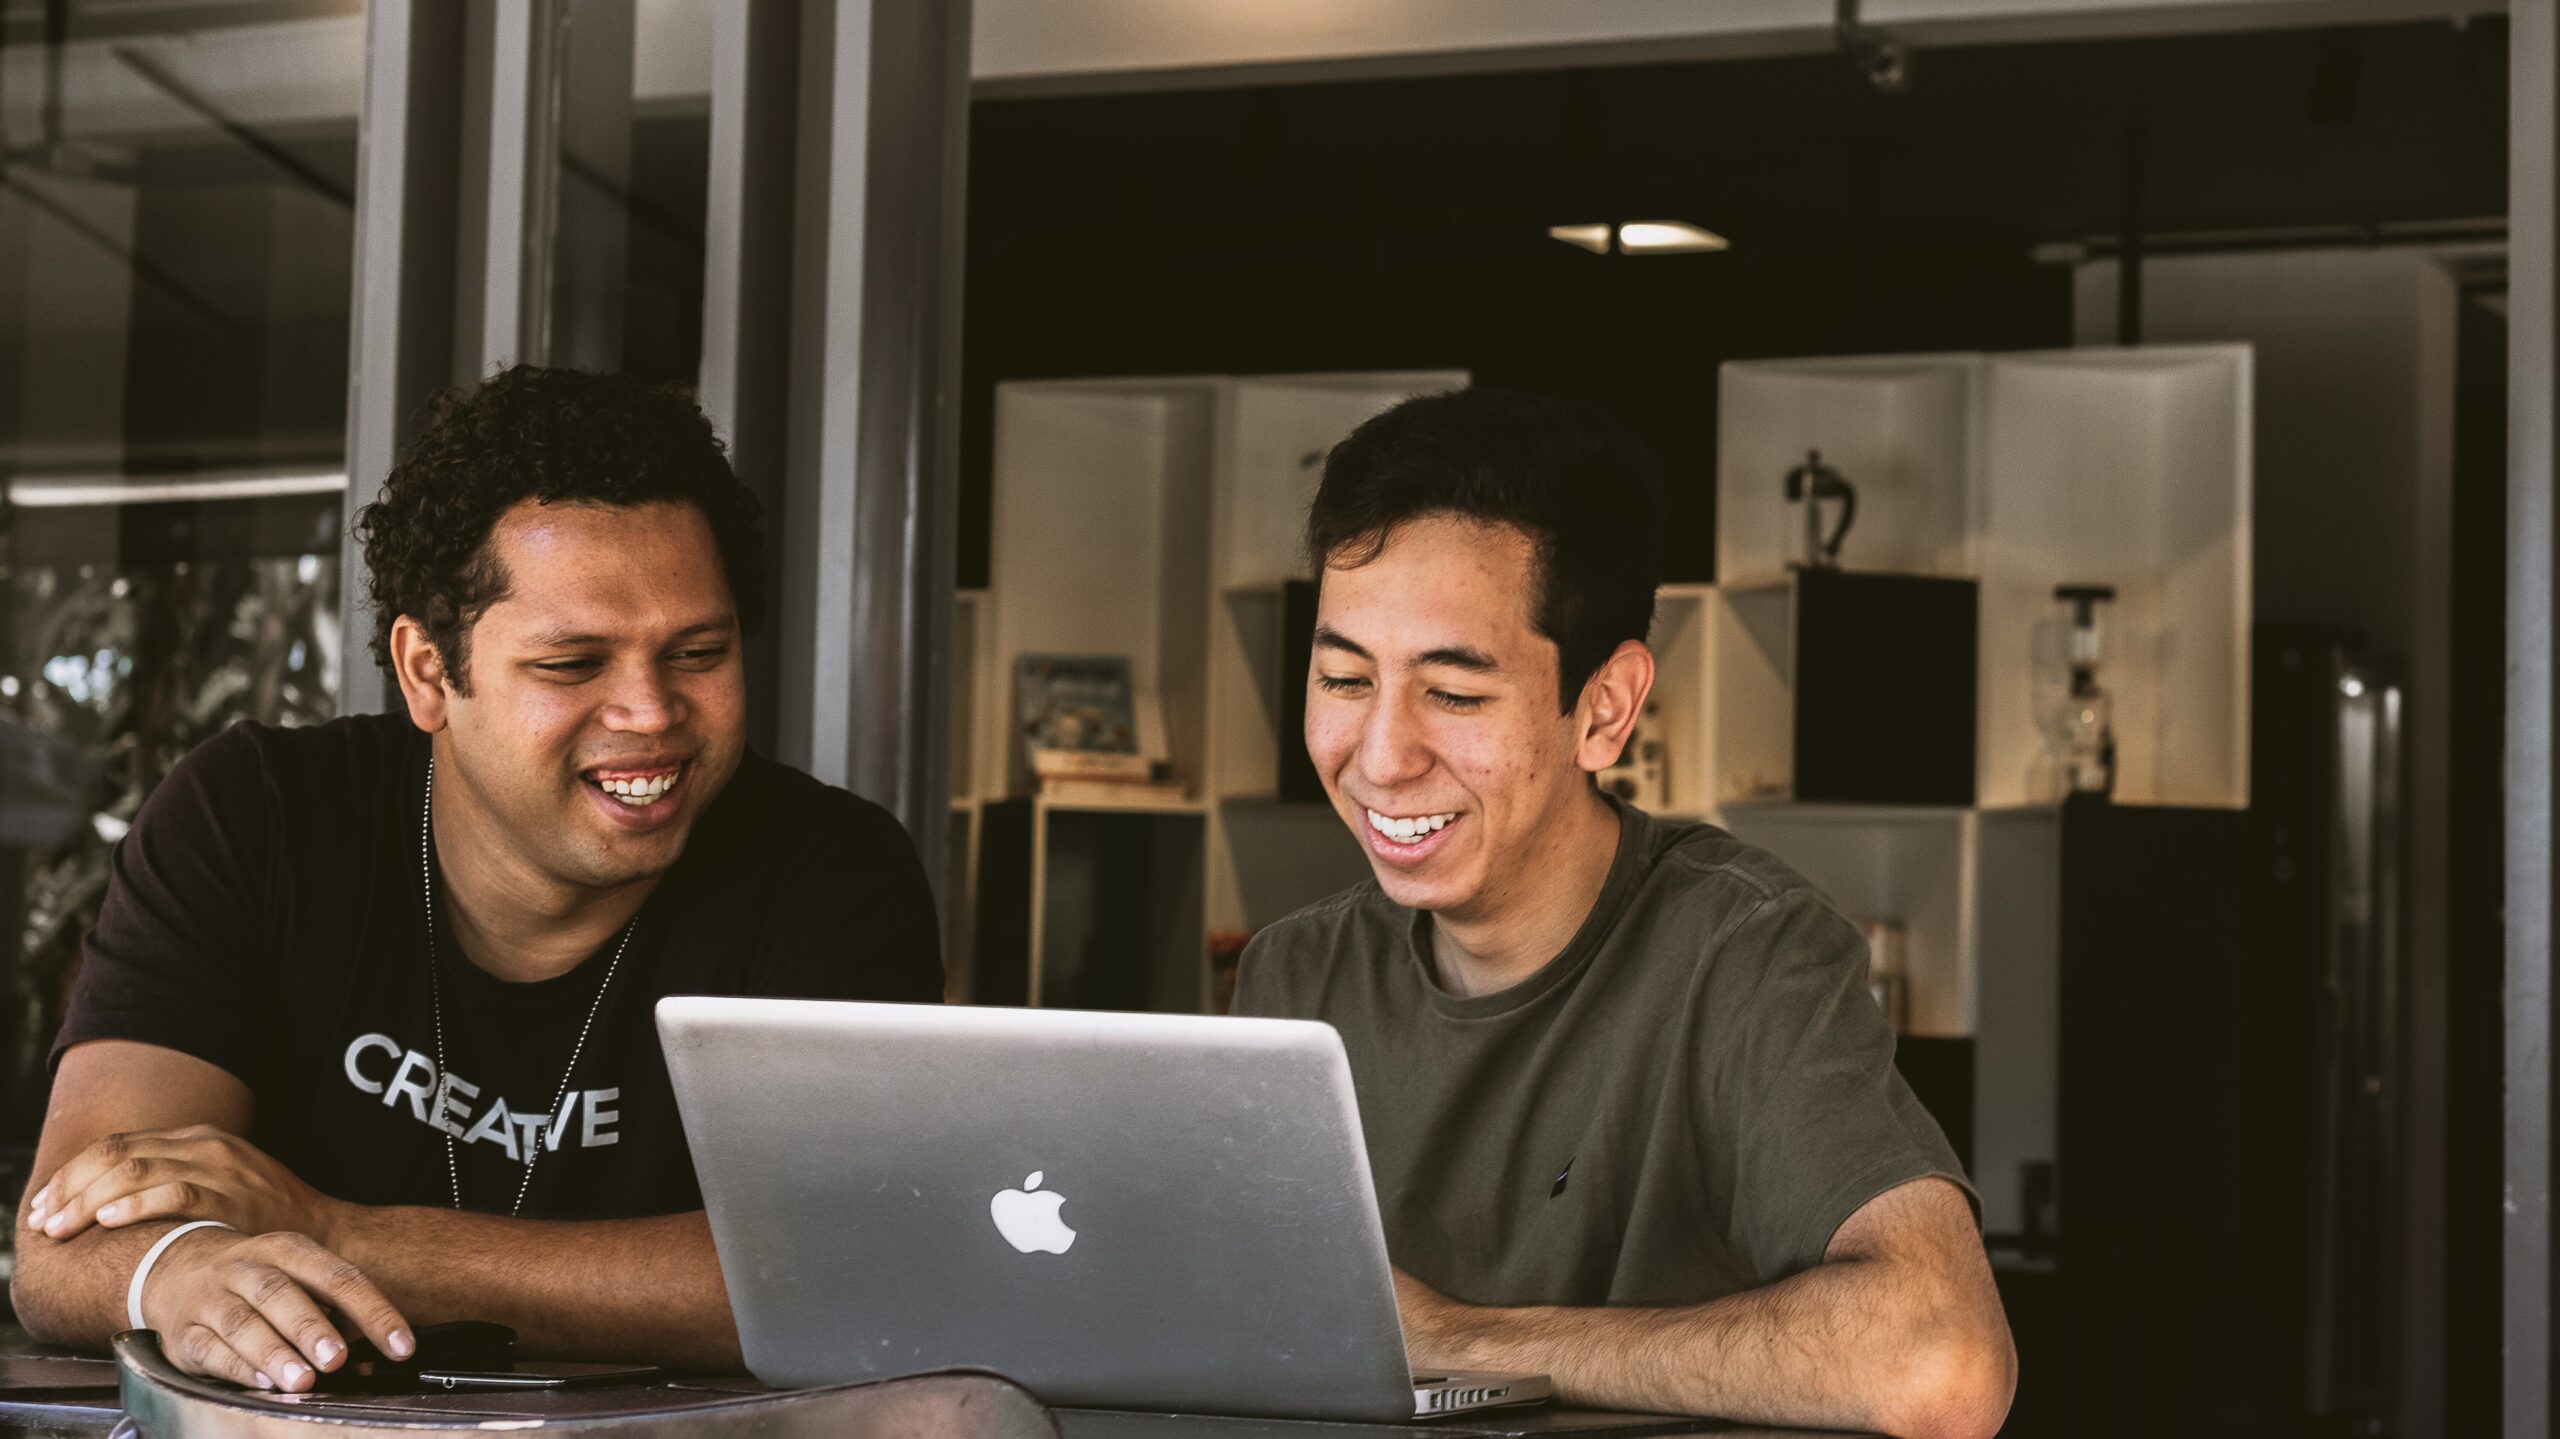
[{"x1": 7, "y1": 470, "x2": 349, "y2": 508}]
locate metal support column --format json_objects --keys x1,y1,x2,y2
[
  {"x1": 701, "y1": 0, "x2": 806, "y2": 760},
  {"x1": 475, "y1": 0, "x2": 563, "y2": 371},
  {"x1": 2510, "y1": 5, "x2": 2557, "y2": 1436},
  {"x1": 551, "y1": 0, "x2": 636, "y2": 373},
  {"x1": 339, "y1": 0, "x2": 466, "y2": 719},
  {"x1": 775, "y1": 0, "x2": 973, "y2": 868}
]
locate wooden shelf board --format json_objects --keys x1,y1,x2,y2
[
  {"x1": 1216, "y1": 792, "x2": 1337, "y2": 811},
  {"x1": 1714, "y1": 798, "x2": 1970, "y2": 825},
  {"x1": 1715, "y1": 571, "x2": 1796, "y2": 595},
  {"x1": 1034, "y1": 794, "x2": 1209, "y2": 817}
]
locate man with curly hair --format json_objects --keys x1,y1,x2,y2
[{"x1": 10, "y1": 366, "x2": 943, "y2": 1387}]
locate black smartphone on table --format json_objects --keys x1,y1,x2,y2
[
  {"x1": 318, "y1": 1321, "x2": 659, "y2": 1393},
  {"x1": 415, "y1": 1361, "x2": 663, "y2": 1390}
]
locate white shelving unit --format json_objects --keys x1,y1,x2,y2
[
  {"x1": 1969, "y1": 805, "x2": 2064, "y2": 1236},
  {"x1": 1643, "y1": 583, "x2": 1721, "y2": 817},
  {"x1": 959, "y1": 370, "x2": 1468, "y2": 1009},
  {"x1": 1715, "y1": 344, "x2": 2254, "y2": 811},
  {"x1": 969, "y1": 380, "x2": 1216, "y2": 802},
  {"x1": 1975, "y1": 347, "x2": 2253, "y2": 809},
  {"x1": 1717, "y1": 352, "x2": 1982, "y2": 588}
]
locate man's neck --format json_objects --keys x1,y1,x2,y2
[
  {"x1": 1428, "y1": 787, "x2": 1622, "y2": 999},
  {"x1": 430, "y1": 748, "x2": 655, "y2": 984}
]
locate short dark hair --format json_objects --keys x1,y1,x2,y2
[
  {"x1": 1305, "y1": 388, "x2": 1663, "y2": 710},
  {"x1": 353, "y1": 365, "x2": 765, "y2": 693}
]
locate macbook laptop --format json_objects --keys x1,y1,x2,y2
[{"x1": 657, "y1": 997, "x2": 1550, "y2": 1422}]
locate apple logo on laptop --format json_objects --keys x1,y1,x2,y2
[{"x1": 990, "y1": 1170, "x2": 1077, "y2": 1254}]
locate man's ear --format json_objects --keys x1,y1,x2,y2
[
  {"x1": 1573, "y1": 639, "x2": 1657, "y2": 775},
  {"x1": 388, "y1": 616, "x2": 456, "y2": 733}
]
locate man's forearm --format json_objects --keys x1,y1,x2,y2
[
  {"x1": 1413, "y1": 1257, "x2": 2009, "y2": 1439},
  {"x1": 10, "y1": 1219, "x2": 185, "y2": 1349},
  {"x1": 329, "y1": 1207, "x2": 738, "y2": 1370}
]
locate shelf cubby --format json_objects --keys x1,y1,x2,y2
[
  {"x1": 1717, "y1": 344, "x2": 2251, "y2": 810},
  {"x1": 960, "y1": 370, "x2": 1468, "y2": 1010}
]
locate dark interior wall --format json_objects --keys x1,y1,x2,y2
[{"x1": 959, "y1": 19, "x2": 2506, "y2": 590}]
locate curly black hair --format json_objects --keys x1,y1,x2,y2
[{"x1": 352, "y1": 365, "x2": 765, "y2": 693}]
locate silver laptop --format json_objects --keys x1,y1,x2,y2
[{"x1": 657, "y1": 997, "x2": 1550, "y2": 1422}]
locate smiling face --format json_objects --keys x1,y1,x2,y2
[
  {"x1": 415, "y1": 498, "x2": 748, "y2": 894},
  {"x1": 1307, "y1": 515, "x2": 1640, "y2": 926}
]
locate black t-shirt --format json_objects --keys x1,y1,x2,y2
[{"x1": 54, "y1": 712, "x2": 942, "y2": 1220}]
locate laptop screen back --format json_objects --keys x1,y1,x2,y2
[{"x1": 658, "y1": 997, "x2": 1415, "y2": 1421}]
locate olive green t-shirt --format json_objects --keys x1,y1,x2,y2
[{"x1": 1232, "y1": 799, "x2": 1971, "y2": 1308}]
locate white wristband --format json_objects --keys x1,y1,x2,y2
[{"x1": 125, "y1": 1220, "x2": 236, "y2": 1331}]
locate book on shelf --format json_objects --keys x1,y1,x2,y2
[
  {"x1": 1036, "y1": 776, "x2": 1192, "y2": 808},
  {"x1": 1029, "y1": 747, "x2": 1155, "y2": 783},
  {"x1": 1016, "y1": 653, "x2": 1148, "y2": 783}
]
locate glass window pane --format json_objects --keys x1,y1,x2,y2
[
  {"x1": 550, "y1": 0, "x2": 708, "y2": 383},
  {"x1": 0, "y1": 0, "x2": 361, "y2": 1142}
]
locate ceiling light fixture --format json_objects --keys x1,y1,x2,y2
[
  {"x1": 1547, "y1": 223, "x2": 1613, "y2": 255},
  {"x1": 1618, "y1": 221, "x2": 1728, "y2": 254},
  {"x1": 1547, "y1": 221, "x2": 1729, "y2": 256}
]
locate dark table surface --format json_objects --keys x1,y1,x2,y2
[{"x1": 0, "y1": 1326, "x2": 1858, "y2": 1438}]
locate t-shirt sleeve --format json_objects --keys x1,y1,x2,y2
[
  {"x1": 52, "y1": 723, "x2": 272, "y2": 1083},
  {"x1": 745, "y1": 796, "x2": 945, "y2": 1003},
  {"x1": 1696, "y1": 886, "x2": 1976, "y2": 1281}
]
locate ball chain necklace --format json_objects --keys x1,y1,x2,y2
[{"x1": 420, "y1": 755, "x2": 635, "y2": 1217}]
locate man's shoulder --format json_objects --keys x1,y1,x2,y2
[
  {"x1": 1234, "y1": 879, "x2": 1402, "y2": 1002},
  {"x1": 161, "y1": 712, "x2": 412, "y2": 815},
  {"x1": 666, "y1": 751, "x2": 941, "y2": 1001},
  {"x1": 1617, "y1": 815, "x2": 1866, "y2": 980},
  {"x1": 693, "y1": 749, "x2": 915, "y2": 872},
  {"x1": 1253, "y1": 879, "x2": 1402, "y2": 950},
  {"x1": 1641, "y1": 816, "x2": 1831, "y2": 915}
]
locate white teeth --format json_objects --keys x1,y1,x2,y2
[
  {"x1": 595, "y1": 769, "x2": 678, "y2": 806},
  {"x1": 1365, "y1": 808, "x2": 1455, "y2": 844}
]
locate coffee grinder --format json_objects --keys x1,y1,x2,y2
[
  {"x1": 2051, "y1": 584, "x2": 2119, "y2": 796},
  {"x1": 1782, "y1": 450, "x2": 1858, "y2": 569}
]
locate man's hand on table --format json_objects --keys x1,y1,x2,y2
[
  {"x1": 1386, "y1": 1182, "x2": 2014, "y2": 1437},
  {"x1": 17, "y1": 1122, "x2": 416, "y2": 1392},
  {"x1": 128, "y1": 1226, "x2": 415, "y2": 1393},
  {"x1": 26, "y1": 1125, "x2": 349, "y2": 1248}
]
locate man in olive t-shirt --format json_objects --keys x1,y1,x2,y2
[
  {"x1": 1237, "y1": 800, "x2": 1960, "y2": 1306},
  {"x1": 1233, "y1": 389, "x2": 2015, "y2": 1437}
]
